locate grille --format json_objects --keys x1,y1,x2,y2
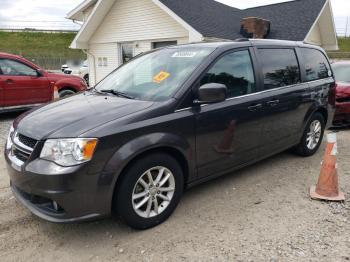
[
  {"x1": 18, "y1": 134, "x2": 37, "y2": 149},
  {"x1": 13, "y1": 148, "x2": 31, "y2": 162}
]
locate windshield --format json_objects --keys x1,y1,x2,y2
[
  {"x1": 95, "y1": 47, "x2": 215, "y2": 101},
  {"x1": 332, "y1": 63, "x2": 350, "y2": 83}
]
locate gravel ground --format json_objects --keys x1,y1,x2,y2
[{"x1": 0, "y1": 112, "x2": 350, "y2": 262}]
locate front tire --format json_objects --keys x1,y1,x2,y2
[
  {"x1": 293, "y1": 112, "x2": 325, "y2": 157},
  {"x1": 114, "y1": 153, "x2": 184, "y2": 229}
]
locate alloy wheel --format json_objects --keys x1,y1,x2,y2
[
  {"x1": 306, "y1": 120, "x2": 322, "y2": 150},
  {"x1": 132, "y1": 166, "x2": 175, "y2": 218}
]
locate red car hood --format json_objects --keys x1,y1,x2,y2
[{"x1": 46, "y1": 72, "x2": 82, "y2": 82}]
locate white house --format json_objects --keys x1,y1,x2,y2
[{"x1": 67, "y1": 0, "x2": 338, "y2": 85}]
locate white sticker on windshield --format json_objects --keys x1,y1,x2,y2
[{"x1": 172, "y1": 51, "x2": 197, "y2": 58}]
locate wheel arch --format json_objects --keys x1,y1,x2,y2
[
  {"x1": 102, "y1": 133, "x2": 193, "y2": 211},
  {"x1": 58, "y1": 86, "x2": 77, "y2": 93},
  {"x1": 115, "y1": 146, "x2": 189, "y2": 188},
  {"x1": 303, "y1": 105, "x2": 328, "y2": 128},
  {"x1": 55, "y1": 78, "x2": 80, "y2": 92},
  {"x1": 314, "y1": 107, "x2": 328, "y2": 124}
]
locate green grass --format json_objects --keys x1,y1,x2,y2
[
  {"x1": 338, "y1": 37, "x2": 350, "y2": 52},
  {"x1": 0, "y1": 31, "x2": 85, "y2": 59},
  {"x1": 328, "y1": 37, "x2": 350, "y2": 59}
]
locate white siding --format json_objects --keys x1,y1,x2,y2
[
  {"x1": 307, "y1": 23, "x2": 322, "y2": 46},
  {"x1": 86, "y1": 0, "x2": 192, "y2": 84},
  {"x1": 90, "y1": 0, "x2": 188, "y2": 43},
  {"x1": 134, "y1": 37, "x2": 189, "y2": 55},
  {"x1": 88, "y1": 43, "x2": 119, "y2": 84},
  {"x1": 134, "y1": 41, "x2": 152, "y2": 55}
]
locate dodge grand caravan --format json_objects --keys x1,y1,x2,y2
[{"x1": 5, "y1": 40, "x2": 335, "y2": 229}]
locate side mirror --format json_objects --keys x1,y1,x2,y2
[
  {"x1": 194, "y1": 83, "x2": 227, "y2": 105},
  {"x1": 36, "y1": 69, "x2": 45, "y2": 77}
]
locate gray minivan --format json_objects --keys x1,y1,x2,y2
[{"x1": 5, "y1": 39, "x2": 335, "y2": 229}]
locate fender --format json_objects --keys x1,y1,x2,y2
[
  {"x1": 54, "y1": 78, "x2": 83, "y2": 92},
  {"x1": 101, "y1": 132, "x2": 194, "y2": 204}
]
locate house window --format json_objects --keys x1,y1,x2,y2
[
  {"x1": 98, "y1": 57, "x2": 108, "y2": 67},
  {"x1": 121, "y1": 43, "x2": 134, "y2": 64},
  {"x1": 103, "y1": 57, "x2": 108, "y2": 67},
  {"x1": 152, "y1": 41, "x2": 177, "y2": 49}
]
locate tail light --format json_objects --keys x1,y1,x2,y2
[{"x1": 328, "y1": 82, "x2": 336, "y2": 106}]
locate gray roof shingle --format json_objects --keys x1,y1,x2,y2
[{"x1": 159, "y1": 0, "x2": 326, "y2": 41}]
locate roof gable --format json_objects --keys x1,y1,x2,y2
[
  {"x1": 66, "y1": 0, "x2": 98, "y2": 21},
  {"x1": 158, "y1": 0, "x2": 327, "y2": 41},
  {"x1": 69, "y1": 0, "x2": 333, "y2": 49}
]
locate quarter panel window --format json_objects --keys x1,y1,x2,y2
[
  {"x1": 200, "y1": 50, "x2": 256, "y2": 98},
  {"x1": 258, "y1": 49, "x2": 300, "y2": 90},
  {"x1": 300, "y1": 48, "x2": 331, "y2": 81},
  {"x1": 0, "y1": 59, "x2": 38, "y2": 76}
]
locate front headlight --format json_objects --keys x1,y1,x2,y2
[
  {"x1": 40, "y1": 138, "x2": 98, "y2": 167},
  {"x1": 6, "y1": 125, "x2": 15, "y2": 150}
]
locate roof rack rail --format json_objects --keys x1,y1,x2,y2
[{"x1": 235, "y1": 38, "x2": 250, "y2": 42}]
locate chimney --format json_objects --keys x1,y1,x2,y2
[{"x1": 240, "y1": 17, "x2": 271, "y2": 39}]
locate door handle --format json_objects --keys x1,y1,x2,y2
[
  {"x1": 5, "y1": 79, "x2": 14, "y2": 84},
  {"x1": 248, "y1": 104, "x2": 263, "y2": 112},
  {"x1": 266, "y1": 99, "x2": 280, "y2": 107}
]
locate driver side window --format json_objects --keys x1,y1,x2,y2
[
  {"x1": 200, "y1": 50, "x2": 256, "y2": 98},
  {"x1": 0, "y1": 59, "x2": 38, "y2": 76}
]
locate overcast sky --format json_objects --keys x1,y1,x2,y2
[{"x1": 0, "y1": 0, "x2": 349, "y2": 35}]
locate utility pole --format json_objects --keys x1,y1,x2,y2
[{"x1": 345, "y1": 16, "x2": 349, "y2": 38}]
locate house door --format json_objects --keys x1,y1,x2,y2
[{"x1": 120, "y1": 43, "x2": 135, "y2": 64}]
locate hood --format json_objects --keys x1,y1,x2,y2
[
  {"x1": 336, "y1": 81, "x2": 350, "y2": 98},
  {"x1": 16, "y1": 92, "x2": 154, "y2": 140}
]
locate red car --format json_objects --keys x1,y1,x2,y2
[
  {"x1": 332, "y1": 61, "x2": 350, "y2": 125},
  {"x1": 0, "y1": 52, "x2": 87, "y2": 113}
]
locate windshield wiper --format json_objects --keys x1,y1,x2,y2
[{"x1": 99, "y1": 89, "x2": 135, "y2": 99}]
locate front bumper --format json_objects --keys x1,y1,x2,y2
[{"x1": 5, "y1": 147, "x2": 112, "y2": 223}]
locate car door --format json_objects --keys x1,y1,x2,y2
[
  {"x1": 195, "y1": 48, "x2": 266, "y2": 179},
  {"x1": 254, "y1": 47, "x2": 312, "y2": 157},
  {"x1": 0, "y1": 58, "x2": 50, "y2": 107}
]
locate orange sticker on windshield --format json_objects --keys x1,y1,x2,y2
[{"x1": 153, "y1": 71, "x2": 170, "y2": 83}]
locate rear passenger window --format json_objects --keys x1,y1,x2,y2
[
  {"x1": 201, "y1": 50, "x2": 256, "y2": 98},
  {"x1": 300, "y1": 48, "x2": 331, "y2": 81},
  {"x1": 258, "y1": 49, "x2": 300, "y2": 90}
]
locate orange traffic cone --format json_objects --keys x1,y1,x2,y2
[
  {"x1": 310, "y1": 133, "x2": 345, "y2": 201},
  {"x1": 53, "y1": 86, "x2": 59, "y2": 101}
]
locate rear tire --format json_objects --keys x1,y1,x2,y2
[
  {"x1": 59, "y1": 89, "x2": 76, "y2": 98},
  {"x1": 293, "y1": 112, "x2": 325, "y2": 157},
  {"x1": 114, "y1": 153, "x2": 184, "y2": 230}
]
